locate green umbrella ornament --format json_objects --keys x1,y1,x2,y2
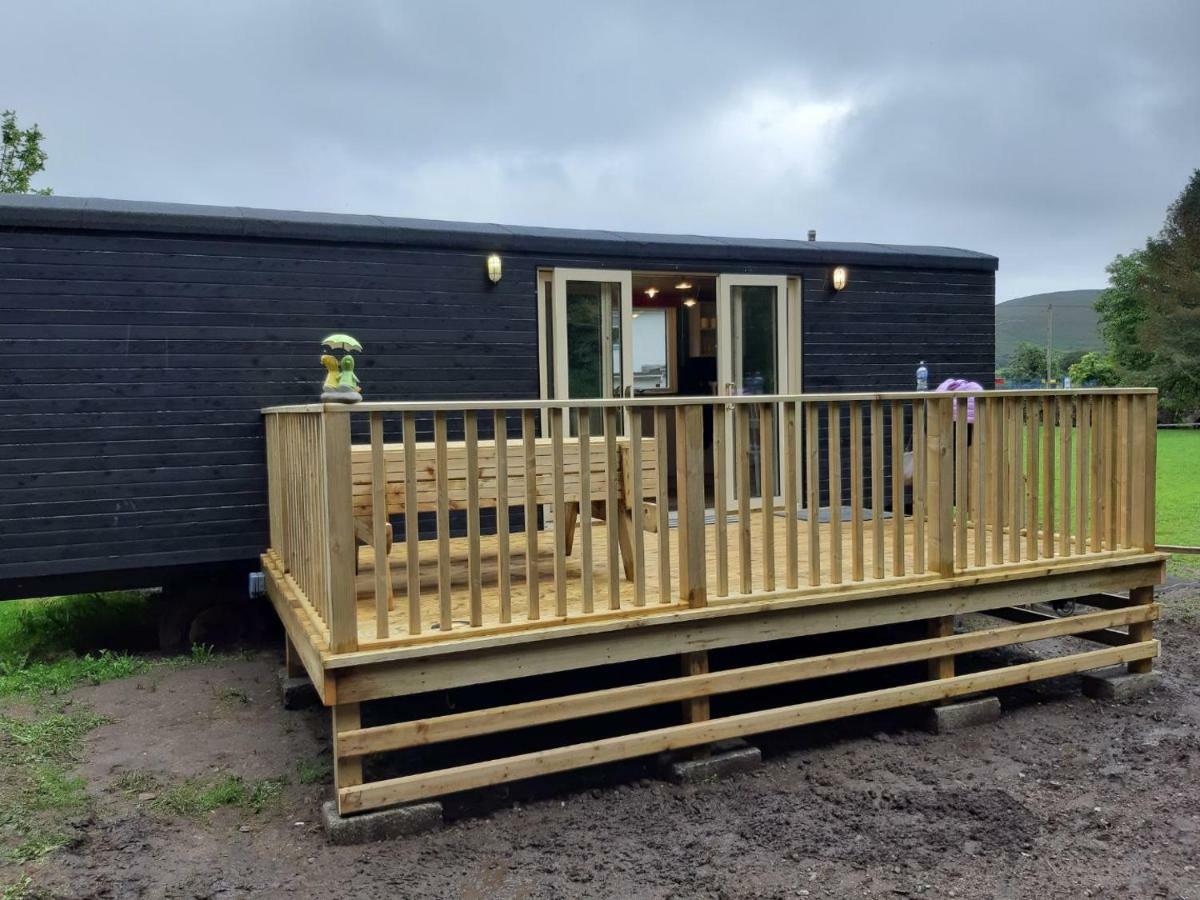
[
  {"x1": 318, "y1": 332, "x2": 364, "y2": 403},
  {"x1": 321, "y1": 333, "x2": 363, "y2": 353}
]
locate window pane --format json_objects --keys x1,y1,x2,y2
[
  {"x1": 734, "y1": 285, "x2": 777, "y2": 395},
  {"x1": 632, "y1": 308, "x2": 669, "y2": 392},
  {"x1": 566, "y1": 281, "x2": 603, "y2": 399}
]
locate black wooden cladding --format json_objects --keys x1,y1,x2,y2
[{"x1": 0, "y1": 196, "x2": 995, "y2": 599}]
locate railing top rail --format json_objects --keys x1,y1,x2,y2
[{"x1": 261, "y1": 387, "x2": 1156, "y2": 416}]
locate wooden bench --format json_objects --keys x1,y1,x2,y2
[{"x1": 349, "y1": 436, "x2": 659, "y2": 579}]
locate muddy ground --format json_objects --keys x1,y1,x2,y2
[{"x1": 7, "y1": 587, "x2": 1200, "y2": 900}]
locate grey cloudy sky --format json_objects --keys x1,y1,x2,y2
[{"x1": 5, "y1": 1, "x2": 1198, "y2": 301}]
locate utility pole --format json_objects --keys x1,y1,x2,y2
[{"x1": 1045, "y1": 303, "x2": 1054, "y2": 386}]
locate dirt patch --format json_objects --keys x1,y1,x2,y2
[{"x1": 6, "y1": 612, "x2": 1200, "y2": 900}]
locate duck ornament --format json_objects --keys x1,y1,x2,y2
[{"x1": 319, "y1": 333, "x2": 364, "y2": 403}]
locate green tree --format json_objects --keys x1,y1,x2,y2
[
  {"x1": 1067, "y1": 351, "x2": 1120, "y2": 387},
  {"x1": 1097, "y1": 169, "x2": 1200, "y2": 418},
  {"x1": 1000, "y1": 341, "x2": 1053, "y2": 384},
  {"x1": 1055, "y1": 348, "x2": 1088, "y2": 377},
  {"x1": 0, "y1": 110, "x2": 51, "y2": 195},
  {"x1": 998, "y1": 343, "x2": 1087, "y2": 384},
  {"x1": 1139, "y1": 170, "x2": 1200, "y2": 417},
  {"x1": 1094, "y1": 250, "x2": 1152, "y2": 375}
]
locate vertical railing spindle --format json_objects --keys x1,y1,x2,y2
[
  {"x1": 849, "y1": 401, "x2": 865, "y2": 582},
  {"x1": 402, "y1": 412, "x2": 421, "y2": 634},
  {"x1": 369, "y1": 412, "x2": 392, "y2": 639},
  {"x1": 493, "y1": 410, "x2": 511, "y2": 623},
  {"x1": 434, "y1": 411, "x2": 452, "y2": 632},
  {"x1": 465, "y1": 411, "x2": 483, "y2": 627},
  {"x1": 523, "y1": 409, "x2": 540, "y2": 620},
  {"x1": 760, "y1": 402, "x2": 776, "y2": 592}
]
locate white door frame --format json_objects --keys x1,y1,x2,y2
[
  {"x1": 716, "y1": 274, "x2": 790, "y2": 398},
  {"x1": 549, "y1": 268, "x2": 634, "y2": 402},
  {"x1": 716, "y1": 273, "x2": 792, "y2": 504}
]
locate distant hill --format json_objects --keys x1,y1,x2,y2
[{"x1": 995, "y1": 289, "x2": 1104, "y2": 367}]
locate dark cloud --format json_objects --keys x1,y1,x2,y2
[{"x1": 4, "y1": 1, "x2": 1198, "y2": 300}]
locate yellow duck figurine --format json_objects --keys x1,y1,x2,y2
[{"x1": 320, "y1": 354, "x2": 340, "y2": 391}]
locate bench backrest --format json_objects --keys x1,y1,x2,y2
[{"x1": 350, "y1": 437, "x2": 658, "y2": 518}]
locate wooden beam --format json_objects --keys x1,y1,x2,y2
[
  {"x1": 331, "y1": 558, "x2": 1166, "y2": 701},
  {"x1": 336, "y1": 605, "x2": 1155, "y2": 757},
  {"x1": 338, "y1": 641, "x2": 1157, "y2": 811}
]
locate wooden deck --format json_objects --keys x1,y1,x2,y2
[{"x1": 261, "y1": 389, "x2": 1166, "y2": 818}]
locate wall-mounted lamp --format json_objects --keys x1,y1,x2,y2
[
  {"x1": 831, "y1": 266, "x2": 848, "y2": 292},
  {"x1": 486, "y1": 253, "x2": 503, "y2": 284}
]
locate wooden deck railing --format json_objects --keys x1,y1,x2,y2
[{"x1": 262, "y1": 389, "x2": 1157, "y2": 654}]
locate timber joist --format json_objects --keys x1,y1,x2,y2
[{"x1": 331, "y1": 606, "x2": 1159, "y2": 813}]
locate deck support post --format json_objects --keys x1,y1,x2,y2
[
  {"x1": 333, "y1": 700, "x2": 363, "y2": 813},
  {"x1": 927, "y1": 614, "x2": 955, "y2": 695},
  {"x1": 322, "y1": 409, "x2": 359, "y2": 654},
  {"x1": 676, "y1": 404, "x2": 711, "y2": 727},
  {"x1": 284, "y1": 635, "x2": 306, "y2": 679},
  {"x1": 927, "y1": 615, "x2": 955, "y2": 679},
  {"x1": 1127, "y1": 585, "x2": 1155, "y2": 674}
]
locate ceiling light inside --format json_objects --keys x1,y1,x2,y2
[
  {"x1": 682, "y1": 297, "x2": 697, "y2": 308},
  {"x1": 645, "y1": 287, "x2": 659, "y2": 298},
  {"x1": 675, "y1": 280, "x2": 692, "y2": 290}
]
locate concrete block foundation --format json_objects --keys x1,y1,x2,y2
[
  {"x1": 321, "y1": 800, "x2": 444, "y2": 845},
  {"x1": 277, "y1": 668, "x2": 320, "y2": 711},
  {"x1": 922, "y1": 696, "x2": 1002, "y2": 734},
  {"x1": 656, "y1": 738, "x2": 762, "y2": 784},
  {"x1": 1082, "y1": 666, "x2": 1161, "y2": 702}
]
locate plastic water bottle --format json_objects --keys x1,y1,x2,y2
[{"x1": 916, "y1": 361, "x2": 929, "y2": 391}]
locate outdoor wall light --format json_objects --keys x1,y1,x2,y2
[
  {"x1": 831, "y1": 266, "x2": 848, "y2": 291},
  {"x1": 486, "y1": 253, "x2": 503, "y2": 284}
]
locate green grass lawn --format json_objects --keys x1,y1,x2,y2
[{"x1": 1156, "y1": 430, "x2": 1200, "y2": 579}]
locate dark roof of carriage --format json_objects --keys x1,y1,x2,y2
[{"x1": 0, "y1": 194, "x2": 998, "y2": 271}]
